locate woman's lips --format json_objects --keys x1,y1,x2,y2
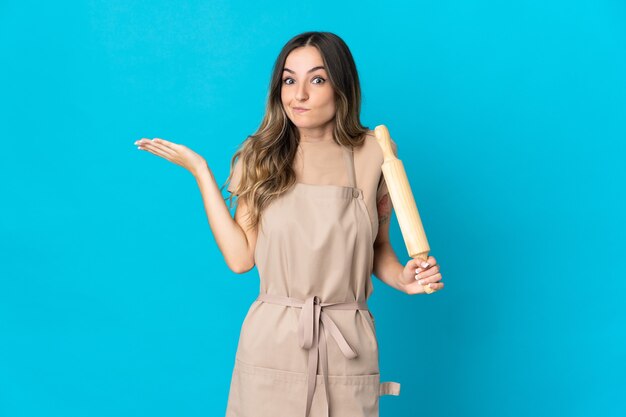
[{"x1": 293, "y1": 108, "x2": 310, "y2": 114}]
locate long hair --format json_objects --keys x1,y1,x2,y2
[{"x1": 222, "y1": 31, "x2": 369, "y2": 231}]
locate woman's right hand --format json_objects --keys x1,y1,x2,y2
[{"x1": 134, "y1": 137, "x2": 208, "y2": 177}]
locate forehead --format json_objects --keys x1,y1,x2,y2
[{"x1": 283, "y1": 46, "x2": 325, "y2": 71}]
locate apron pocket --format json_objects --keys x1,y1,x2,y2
[{"x1": 226, "y1": 359, "x2": 397, "y2": 417}]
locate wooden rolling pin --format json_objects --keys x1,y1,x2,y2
[{"x1": 374, "y1": 125, "x2": 434, "y2": 294}]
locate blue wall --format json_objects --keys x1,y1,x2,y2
[{"x1": 1, "y1": 1, "x2": 624, "y2": 416}]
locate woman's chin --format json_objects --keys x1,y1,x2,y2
[{"x1": 291, "y1": 120, "x2": 335, "y2": 131}]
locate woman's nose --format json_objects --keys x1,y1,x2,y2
[{"x1": 295, "y1": 84, "x2": 308, "y2": 101}]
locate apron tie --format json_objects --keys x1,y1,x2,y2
[{"x1": 256, "y1": 293, "x2": 368, "y2": 417}]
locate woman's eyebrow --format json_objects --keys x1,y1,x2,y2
[{"x1": 282, "y1": 66, "x2": 326, "y2": 74}]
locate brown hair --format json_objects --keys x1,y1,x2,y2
[{"x1": 222, "y1": 31, "x2": 369, "y2": 231}]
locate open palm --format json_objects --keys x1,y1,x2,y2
[{"x1": 135, "y1": 137, "x2": 207, "y2": 176}]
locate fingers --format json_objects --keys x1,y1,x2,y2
[
  {"x1": 409, "y1": 255, "x2": 443, "y2": 294},
  {"x1": 152, "y1": 137, "x2": 180, "y2": 151},
  {"x1": 404, "y1": 274, "x2": 444, "y2": 295},
  {"x1": 416, "y1": 272, "x2": 442, "y2": 286},
  {"x1": 403, "y1": 279, "x2": 443, "y2": 295},
  {"x1": 426, "y1": 281, "x2": 444, "y2": 291},
  {"x1": 416, "y1": 263, "x2": 440, "y2": 279},
  {"x1": 135, "y1": 137, "x2": 150, "y2": 146},
  {"x1": 135, "y1": 138, "x2": 177, "y2": 151},
  {"x1": 135, "y1": 138, "x2": 177, "y2": 159},
  {"x1": 413, "y1": 255, "x2": 438, "y2": 274},
  {"x1": 138, "y1": 141, "x2": 175, "y2": 159}
]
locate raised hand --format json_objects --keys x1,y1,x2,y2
[{"x1": 134, "y1": 137, "x2": 208, "y2": 177}]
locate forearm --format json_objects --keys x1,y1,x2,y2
[
  {"x1": 193, "y1": 165, "x2": 252, "y2": 273},
  {"x1": 372, "y1": 241, "x2": 406, "y2": 293}
]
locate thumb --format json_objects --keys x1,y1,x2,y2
[
  {"x1": 409, "y1": 258, "x2": 421, "y2": 269},
  {"x1": 411, "y1": 258, "x2": 426, "y2": 273}
]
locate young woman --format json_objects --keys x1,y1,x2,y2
[{"x1": 134, "y1": 31, "x2": 444, "y2": 417}]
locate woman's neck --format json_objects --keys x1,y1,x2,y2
[{"x1": 298, "y1": 123, "x2": 335, "y2": 143}]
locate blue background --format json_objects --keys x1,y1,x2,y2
[{"x1": 1, "y1": 1, "x2": 624, "y2": 416}]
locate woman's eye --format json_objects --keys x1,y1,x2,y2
[{"x1": 282, "y1": 77, "x2": 325, "y2": 85}]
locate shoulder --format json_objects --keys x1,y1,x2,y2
[
  {"x1": 359, "y1": 129, "x2": 398, "y2": 160},
  {"x1": 361, "y1": 129, "x2": 379, "y2": 151}
]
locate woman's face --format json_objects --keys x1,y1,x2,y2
[{"x1": 281, "y1": 46, "x2": 336, "y2": 131}]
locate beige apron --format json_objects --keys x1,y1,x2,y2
[{"x1": 226, "y1": 144, "x2": 400, "y2": 417}]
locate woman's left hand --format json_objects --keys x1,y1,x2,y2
[{"x1": 398, "y1": 256, "x2": 444, "y2": 295}]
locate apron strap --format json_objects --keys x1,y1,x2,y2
[
  {"x1": 341, "y1": 145, "x2": 357, "y2": 189},
  {"x1": 379, "y1": 381, "x2": 402, "y2": 396}
]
